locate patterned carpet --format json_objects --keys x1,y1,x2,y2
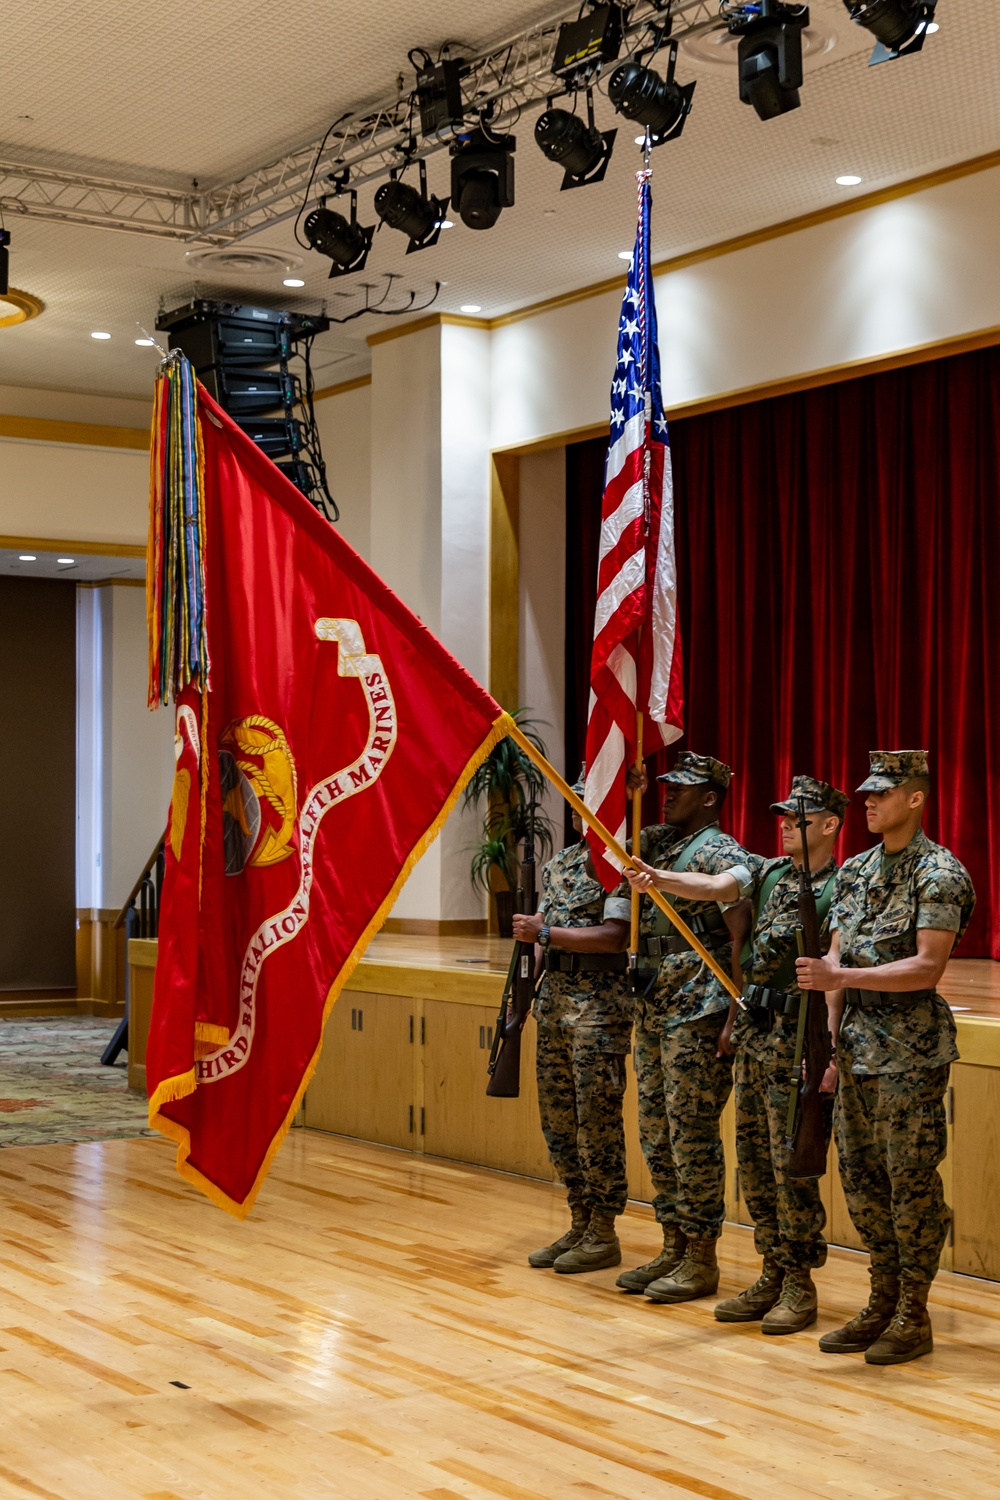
[{"x1": 0, "y1": 1017, "x2": 152, "y2": 1148}]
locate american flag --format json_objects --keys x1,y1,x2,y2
[{"x1": 584, "y1": 171, "x2": 684, "y2": 890}]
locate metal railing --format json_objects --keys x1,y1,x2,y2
[{"x1": 100, "y1": 838, "x2": 165, "y2": 1068}]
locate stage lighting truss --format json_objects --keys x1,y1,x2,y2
[
  {"x1": 841, "y1": 0, "x2": 938, "y2": 65},
  {"x1": 608, "y1": 39, "x2": 697, "y2": 149},
  {"x1": 303, "y1": 191, "x2": 374, "y2": 278},
  {"x1": 726, "y1": 2, "x2": 810, "y2": 122},
  {"x1": 0, "y1": 0, "x2": 942, "y2": 245},
  {"x1": 535, "y1": 89, "x2": 616, "y2": 189},
  {"x1": 374, "y1": 160, "x2": 449, "y2": 252}
]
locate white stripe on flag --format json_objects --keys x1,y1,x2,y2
[
  {"x1": 605, "y1": 414, "x2": 645, "y2": 486},
  {"x1": 593, "y1": 551, "x2": 645, "y2": 640},
  {"x1": 648, "y1": 459, "x2": 680, "y2": 735},
  {"x1": 599, "y1": 477, "x2": 644, "y2": 559}
]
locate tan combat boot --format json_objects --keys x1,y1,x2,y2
[
  {"x1": 761, "y1": 1268, "x2": 818, "y2": 1335},
  {"x1": 616, "y1": 1226, "x2": 686, "y2": 1293},
  {"x1": 818, "y1": 1269, "x2": 900, "y2": 1353},
  {"x1": 528, "y1": 1204, "x2": 590, "y2": 1268},
  {"x1": 553, "y1": 1211, "x2": 621, "y2": 1274},
  {"x1": 714, "y1": 1257, "x2": 783, "y2": 1322},
  {"x1": 864, "y1": 1281, "x2": 934, "y2": 1365},
  {"x1": 645, "y1": 1236, "x2": 719, "y2": 1303}
]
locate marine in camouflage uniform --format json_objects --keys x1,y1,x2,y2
[
  {"x1": 609, "y1": 752, "x2": 747, "y2": 1304},
  {"x1": 797, "y1": 751, "x2": 976, "y2": 1366},
  {"x1": 716, "y1": 775, "x2": 849, "y2": 1335},
  {"x1": 517, "y1": 781, "x2": 632, "y2": 1275}
]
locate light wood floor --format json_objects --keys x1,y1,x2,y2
[{"x1": 2, "y1": 1135, "x2": 1000, "y2": 1499}]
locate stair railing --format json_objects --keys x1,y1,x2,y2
[{"x1": 100, "y1": 838, "x2": 165, "y2": 1068}]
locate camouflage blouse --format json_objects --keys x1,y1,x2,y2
[
  {"x1": 728, "y1": 854, "x2": 838, "y2": 1055},
  {"x1": 608, "y1": 823, "x2": 747, "y2": 1029},
  {"x1": 534, "y1": 840, "x2": 633, "y2": 1045},
  {"x1": 831, "y1": 829, "x2": 976, "y2": 1075}
]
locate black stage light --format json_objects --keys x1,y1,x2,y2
[
  {"x1": 841, "y1": 0, "x2": 937, "y2": 62},
  {"x1": 450, "y1": 129, "x2": 516, "y2": 231},
  {"x1": 728, "y1": 3, "x2": 809, "y2": 121},
  {"x1": 374, "y1": 161, "x2": 449, "y2": 251},
  {"x1": 535, "y1": 90, "x2": 616, "y2": 189},
  {"x1": 608, "y1": 41, "x2": 696, "y2": 147},
  {"x1": 303, "y1": 192, "x2": 373, "y2": 277},
  {"x1": 0, "y1": 229, "x2": 9, "y2": 296}
]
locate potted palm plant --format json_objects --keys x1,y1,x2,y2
[{"x1": 464, "y1": 711, "x2": 556, "y2": 935}]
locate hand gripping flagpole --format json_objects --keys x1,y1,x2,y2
[{"x1": 507, "y1": 723, "x2": 741, "y2": 1002}]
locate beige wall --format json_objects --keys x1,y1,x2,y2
[{"x1": 313, "y1": 382, "x2": 372, "y2": 559}]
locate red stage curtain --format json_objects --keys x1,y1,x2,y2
[{"x1": 565, "y1": 344, "x2": 1000, "y2": 959}]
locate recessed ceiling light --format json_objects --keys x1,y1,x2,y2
[
  {"x1": 926, "y1": 21, "x2": 939, "y2": 32},
  {"x1": 91, "y1": 330, "x2": 112, "y2": 340},
  {"x1": 135, "y1": 337, "x2": 154, "y2": 346},
  {"x1": 57, "y1": 557, "x2": 75, "y2": 565},
  {"x1": 618, "y1": 251, "x2": 632, "y2": 260},
  {"x1": 437, "y1": 220, "x2": 455, "y2": 229},
  {"x1": 634, "y1": 134, "x2": 646, "y2": 146},
  {"x1": 836, "y1": 175, "x2": 862, "y2": 186},
  {"x1": 283, "y1": 277, "x2": 305, "y2": 287},
  {"x1": 460, "y1": 304, "x2": 482, "y2": 313},
  {"x1": 19, "y1": 554, "x2": 36, "y2": 561}
]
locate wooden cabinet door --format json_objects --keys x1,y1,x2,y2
[
  {"x1": 950, "y1": 1063, "x2": 1000, "y2": 1279},
  {"x1": 422, "y1": 1000, "x2": 492, "y2": 1166},
  {"x1": 305, "y1": 991, "x2": 416, "y2": 1150}
]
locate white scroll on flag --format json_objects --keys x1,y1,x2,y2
[{"x1": 584, "y1": 170, "x2": 684, "y2": 890}]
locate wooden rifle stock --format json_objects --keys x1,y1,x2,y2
[
  {"x1": 786, "y1": 797, "x2": 833, "y2": 1180},
  {"x1": 486, "y1": 826, "x2": 537, "y2": 1099}
]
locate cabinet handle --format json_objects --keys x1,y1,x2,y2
[
  {"x1": 487, "y1": 1026, "x2": 493, "y2": 1049},
  {"x1": 409, "y1": 1015, "x2": 414, "y2": 1044},
  {"x1": 357, "y1": 1008, "x2": 363, "y2": 1032},
  {"x1": 947, "y1": 1085, "x2": 954, "y2": 1125},
  {"x1": 479, "y1": 1025, "x2": 485, "y2": 1048},
  {"x1": 351, "y1": 1008, "x2": 356, "y2": 1030},
  {"x1": 421, "y1": 1016, "x2": 425, "y2": 1045},
  {"x1": 420, "y1": 1107, "x2": 425, "y2": 1135},
  {"x1": 408, "y1": 1105, "x2": 414, "y2": 1134}
]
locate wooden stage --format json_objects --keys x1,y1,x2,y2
[{"x1": 2, "y1": 1129, "x2": 1000, "y2": 1500}]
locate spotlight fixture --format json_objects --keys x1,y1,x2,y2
[
  {"x1": 0, "y1": 228, "x2": 9, "y2": 296},
  {"x1": 535, "y1": 88, "x2": 616, "y2": 189},
  {"x1": 303, "y1": 191, "x2": 373, "y2": 278},
  {"x1": 450, "y1": 128, "x2": 516, "y2": 231},
  {"x1": 374, "y1": 160, "x2": 449, "y2": 252},
  {"x1": 728, "y1": 1, "x2": 810, "y2": 121},
  {"x1": 841, "y1": 0, "x2": 938, "y2": 64},
  {"x1": 608, "y1": 40, "x2": 696, "y2": 148}
]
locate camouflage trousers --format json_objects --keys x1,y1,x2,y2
[
  {"x1": 535, "y1": 1021, "x2": 629, "y2": 1217},
  {"x1": 735, "y1": 1019, "x2": 828, "y2": 1271},
  {"x1": 835, "y1": 1061, "x2": 950, "y2": 1283},
  {"x1": 635, "y1": 1010, "x2": 733, "y2": 1238}
]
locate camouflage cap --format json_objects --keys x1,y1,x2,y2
[
  {"x1": 570, "y1": 762, "x2": 586, "y2": 797},
  {"x1": 658, "y1": 751, "x2": 733, "y2": 789},
  {"x1": 770, "y1": 774, "x2": 850, "y2": 821},
  {"x1": 857, "y1": 749, "x2": 930, "y2": 793}
]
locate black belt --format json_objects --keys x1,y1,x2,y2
[
  {"x1": 544, "y1": 951, "x2": 629, "y2": 975},
  {"x1": 639, "y1": 910, "x2": 728, "y2": 960},
  {"x1": 844, "y1": 987, "x2": 936, "y2": 1009},
  {"x1": 743, "y1": 983, "x2": 802, "y2": 1016}
]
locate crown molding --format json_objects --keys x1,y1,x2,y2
[
  {"x1": 0, "y1": 534, "x2": 146, "y2": 558},
  {"x1": 312, "y1": 373, "x2": 372, "y2": 402},
  {"x1": 366, "y1": 311, "x2": 490, "y2": 347},
  {"x1": 0, "y1": 413, "x2": 148, "y2": 449}
]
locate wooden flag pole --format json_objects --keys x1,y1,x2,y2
[
  {"x1": 630, "y1": 711, "x2": 643, "y2": 957},
  {"x1": 508, "y1": 723, "x2": 741, "y2": 1002}
]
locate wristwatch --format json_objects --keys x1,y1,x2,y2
[{"x1": 538, "y1": 925, "x2": 551, "y2": 949}]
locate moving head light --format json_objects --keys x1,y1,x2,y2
[
  {"x1": 728, "y1": 2, "x2": 810, "y2": 121},
  {"x1": 450, "y1": 129, "x2": 516, "y2": 231}
]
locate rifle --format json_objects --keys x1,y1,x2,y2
[
  {"x1": 486, "y1": 804, "x2": 538, "y2": 1098},
  {"x1": 785, "y1": 794, "x2": 833, "y2": 1179}
]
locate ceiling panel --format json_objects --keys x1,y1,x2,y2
[{"x1": 1, "y1": 0, "x2": 997, "y2": 399}]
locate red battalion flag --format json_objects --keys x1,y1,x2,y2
[
  {"x1": 146, "y1": 355, "x2": 512, "y2": 1217},
  {"x1": 584, "y1": 171, "x2": 683, "y2": 888}
]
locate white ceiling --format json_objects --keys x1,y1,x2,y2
[
  {"x1": 1, "y1": 0, "x2": 998, "y2": 401},
  {"x1": 0, "y1": 543, "x2": 144, "y2": 582}
]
